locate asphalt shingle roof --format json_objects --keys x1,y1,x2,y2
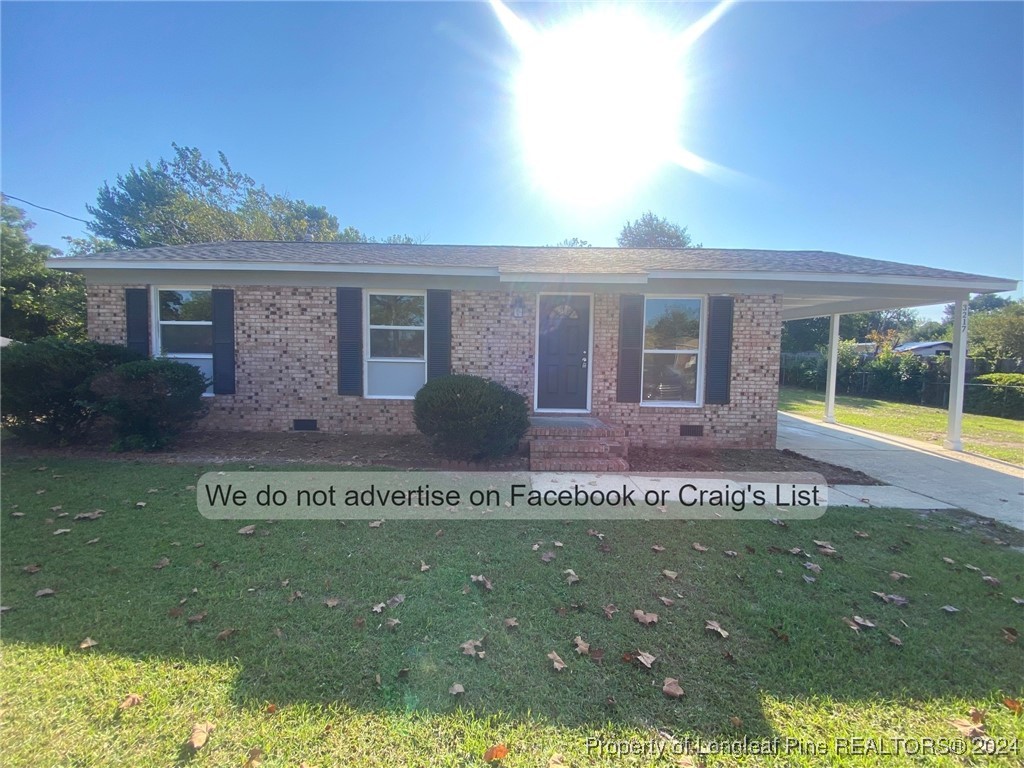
[{"x1": 53, "y1": 241, "x2": 1006, "y2": 283}]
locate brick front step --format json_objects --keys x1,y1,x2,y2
[
  {"x1": 530, "y1": 438, "x2": 628, "y2": 458},
  {"x1": 529, "y1": 457, "x2": 631, "y2": 472}
]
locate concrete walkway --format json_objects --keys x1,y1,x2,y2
[{"x1": 778, "y1": 412, "x2": 1024, "y2": 529}]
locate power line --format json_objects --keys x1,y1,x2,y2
[{"x1": 2, "y1": 194, "x2": 91, "y2": 225}]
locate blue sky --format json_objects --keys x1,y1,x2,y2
[{"x1": 2, "y1": 1, "x2": 1021, "y2": 318}]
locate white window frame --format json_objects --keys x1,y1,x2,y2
[
  {"x1": 151, "y1": 286, "x2": 214, "y2": 395},
  {"x1": 639, "y1": 294, "x2": 706, "y2": 408},
  {"x1": 363, "y1": 289, "x2": 427, "y2": 400}
]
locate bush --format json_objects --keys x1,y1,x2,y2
[
  {"x1": 0, "y1": 338, "x2": 143, "y2": 443},
  {"x1": 964, "y1": 373, "x2": 1024, "y2": 420},
  {"x1": 90, "y1": 359, "x2": 209, "y2": 450},
  {"x1": 413, "y1": 374, "x2": 529, "y2": 460}
]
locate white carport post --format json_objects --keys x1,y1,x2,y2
[
  {"x1": 944, "y1": 298, "x2": 969, "y2": 451},
  {"x1": 823, "y1": 313, "x2": 840, "y2": 424}
]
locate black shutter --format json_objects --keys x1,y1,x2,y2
[
  {"x1": 426, "y1": 289, "x2": 451, "y2": 380},
  {"x1": 211, "y1": 289, "x2": 235, "y2": 395},
  {"x1": 704, "y1": 296, "x2": 734, "y2": 405},
  {"x1": 616, "y1": 294, "x2": 644, "y2": 403},
  {"x1": 337, "y1": 287, "x2": 363, "y2": 395},
  {"x1": 125, "y1": 288, "x2": 150, "y2": 357}
]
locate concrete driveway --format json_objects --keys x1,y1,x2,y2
[{"x1": 777, "y1": 412, "x2": 1024, "y2": 529}]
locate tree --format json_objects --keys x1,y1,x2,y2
[
  {"x1": 781, "y1": 309, "x2": 918, "y2": 353},
  {"x1": 87, "y1": 144, "x2": 412, "y2": 247},
  {"x1": 617, "y1": 211, "x2": 697, "y2": 248},
  {"x1": 942, "y1": 293, "x2": 1012, "y2": 324},
  {"x1": 1, "y1": 201, "x2": 85, "y2": 341},
  {"x1": 554, "y1": 237, "x2": 591, "y2": 247},
  {"x1": 968, "y1": 300, "x2": 1024, "y2": 360}
]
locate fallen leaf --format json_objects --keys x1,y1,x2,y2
[
  {"x1": 548, "y1": 754, "x2": 567, "y2": 767},
  {"x1": 887, "y1": 633, "x2": 903, "y2": 646},
  {"x1": 602, "y1": 604, "x2": 618, "y2": 619},
  {"x1": 965, "y1": 564, "x2": 981, "y2": 572},
  {"x1": 563, "y1": 569, "x2": 580, "y2": 585},
  {"x1": 854, "y1": 530, "x2": 870, "y2": 539},
  {"x1": 449, "y1": 683, "x2": 465, "y2": 695},
  {"x1": 662, "y1": 677, "x2": 685, "y2": 698},
  {"x1": 461, "y1": 584, "x2": 471, "y2": 595},
  {"x1": 1002, "y1": 627, "x2": 1019, "y2": 644},
  {"x1": 532, "y1": 543, "x2": 540, "y2": 551},
  {"x1": 804, "y1": 562, "x2": 822, "y2": 574},
  {"x1": 590, "y1": 648, "x2": 605, "y2": 663},
  {"x1": 385, "y1": 618, "x2": 401, "y2": 630},
  {"x1": 587, "y1": 528, "x2": 605, "y2": 540},
  {"x1": 818, "y1": 547, "x2": 839, "y2": 557},
  {"x1": 238, "y1": 525, "x2": 256, "y2": 535},
  {"x1": 243, "y1": 747, "x2": 263, "y2": 768},
  {"x1": 662, "y1": 569, "x2": 678, "y2": 581},
  {"x1": 1003, "y1": 697, "x2": 1022, "y2": 715},
  {"x1": 540, "y1": 551, "x2": 556, "y2": 563},
  {"x1": 547, "y1": 650, "x2": 566, "y2": 671},
  {"x1": 79, "y1": 636, "x2": 98, "y2": 649},
  {"x1": 135, "y1": 502, "x2": 147, "y2": 509},
  {"x1": 890, "y1": 571, "x2": 910, "y2": 581},
  {"x1": 729, "y1": 716, "x2": 744, "y2": 728},
  {"x1": 288, "y1": 590, "x2": 304, "y2": 603},
  {"x1": 803, "y1": 574, "x2": 816, "y2": 584},
  {"x1": 971, "y1": 707, "x2": 986, "y2": 725},
  {"x1": 724, "y1": 550, "x2": 738, "y2": 558},
  {"x1": 982, "y1": 575, "x2": 1001, "y2": 587},
  {"x1": 852, "y1": 615, "x2": 876, "y2": 628},
  {"x1": 941, "y1": 605, "x2": 960, "y2": 613},
  {"x1": 86, "y1": 538, "x2": 100, "y2": 545},
  {"x1": 187, "y1": 611, "x2": 207, "y2": 624},
  {"x1": 723, "y1": 650, "x2": 736, "y2": 664},
  {"x1": 386, "y1": 593, "x2": 405, "y2": 608},
  {"x1": 53, "y1": 529, "x2": 71, "y2": 536},
  {"x1": 119, "y1": 693, "x2": 143, "y2": 709},
  {"x1": 692, "y1": 542, "x2": 708, "y2": 552},
  {"x1": 770, "y1": 518, "x2": 787, "y2": 527},
  {"x1": 813, "y1": 539, "x2": 832, "y2": 548},
  {"x1": 572, "y1": 635, "x2": 590, "y2": 655},
  {"x1": 459, "y1": 638, "x2": 483, "y2": 657},
  {"x1": 168, "y1": 606, "x2": 184, "y2": 618},
  {"x1": 35, "y1": 588, "x2": 55, "y2": 598},
  {"x1": 704, "y1": 620, "x2": 729, "y2": 638},
  {"x1": 368, "y1": 520, "x2": 383, "y2": 528},
  {"x1": 353, "y1": 617, "x2": 365, "y2": 629},
  {"x1": 420, "y1": 560, "x2": 430, "y2": 572},
  {"x1": 186, "y1": 722, "x2": 215, "y2": 751},
  {"x1": 153, "y1": 557, "x2": 170, "y2": 570},
  {"x1": 324, "y1": 598, "x2": 341, "y2": 608},
  {"x1": 215, "y1": 628, "x2": 239, "y2": 641},
  {"x1": 842, "y1": 617, "x2": 861, "y2": 633},
  {"x1": 10, "y1": 511, "x2": 24, "y2": 518},
  {"x1": 22, "y1": 564, "x2": 41, "y2": 574},
  {"x1": 635, "y1": 650, "x2": 656, "y2": 669},
  {"x1": 942, "y1": 557, "x2": 955, "y2": 565},
  {"x1": 484, "y1": 743, "x2": 509, "y2": 762},
  {"x1": 787, "y1": 547, "x2": 803, "y2": 556},
  {"x1": 470, "y1": 574, "x2": 493, "y2": 591},
  {"x1": 74, "y1": 510, "x2": 103, "y2": 521},
  {"x1": 651, "y1": 544, "x2": 666, "y2": 553},
  {"x1": 1011, "y1": 597, "x2": 1024, "y2": 605},
  {"x1": 769, "y1": 626, "x2": 789, "y2": 643},
  {"x1": 553, "y1": 541, "x2": 563, "y2": 548},
  {"x1": 372, "y1": 602, "x2": 385, "y2": 613},
  {"x1": 503, "y1": 617, "x2": 519, "y2": 629},
  {"x1": 950, "y1": 717, "x2": 985, "y2": 740},
  {"x1": 633, "y1": 609, "x2": 659, "y2": 626},
  {"x1": 657, "y1": 596, "x2": 675, "y2": 606}
]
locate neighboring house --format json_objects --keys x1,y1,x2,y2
[
  {"x1": 895, "y1": 340, "x2": 953, "y2": 357},
  {"x1": 50, "y1": 243, "x2": 1014, "y2": 454}
]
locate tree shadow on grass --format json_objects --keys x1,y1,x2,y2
[{"x1": 2, "y1": 456, "x2": 1022, "y2": 746}]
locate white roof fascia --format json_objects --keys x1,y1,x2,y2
[
  {"x1": 46, "y1": 259, "x2": 497, "y2": 278},
  {"x1": 648, "y1": 270, "x2": 1017, "y2": 293}
]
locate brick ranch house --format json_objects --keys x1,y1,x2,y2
[{"x1": 52, "y1": 243, "x2": 1014, "y2": 468}]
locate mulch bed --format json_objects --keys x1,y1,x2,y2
[{"x1": 5, "y1": 430, "x2": 881, "y2": 485}]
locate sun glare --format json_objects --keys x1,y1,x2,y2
[{"x1": 492, "y1": 1, "x2": 733, "y2": 206}]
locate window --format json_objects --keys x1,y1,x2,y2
[
  {"x1": 154, "y1": 289, "x2": 213, "y2": 388},
  {"x1": 365, "y1": 291, "x2": 426, "y2": 398},
  {"x1": 641, "y1": 297, "x2": 703, "y2": 405}
]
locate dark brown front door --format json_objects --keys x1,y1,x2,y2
[{"x1": 537, "y1": 295, "x2": 590, "y2": 410}]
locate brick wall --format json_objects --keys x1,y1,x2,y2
[{"x1": 85, "y1": 284, "x2": 780, "y2": 446}]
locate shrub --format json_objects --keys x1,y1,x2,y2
[
  {"x1": 90, "y1": 359, "x2": 209, "y2": 450},
  {"x1": 0, "y1": 338, "x2": 142, "y2": 443},
  {"x1": 964, "y1": 373, "x2": 1024, "y2": 420},
  {"x1": 413, "y1": 374, "x2": 529, "y2": 460}
]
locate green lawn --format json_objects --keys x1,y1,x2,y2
[
  {"x1": 779, "y1": 387, "x2": 1024, "y2": 466},
  {"x1": 2, "y1": 457, "x2": 1023, "y2": 767}
]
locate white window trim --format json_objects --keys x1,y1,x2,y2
[
  {"x1": 150, "y1": 286, "x2": 215, "y2": 396},
  {"x1": 639, "y1": 294, "x2": 707, "y2": 408},
  {"x1": 363, "y1": 288, "x2": 427, "y2": 400},
  {"x1": 532, "y1": 292, "x2": 593, "y2": 414}
]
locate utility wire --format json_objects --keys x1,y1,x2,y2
[{"x1": 2, "y1": 193, "x2": 92, "y2": 225}]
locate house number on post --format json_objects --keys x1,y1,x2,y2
[{"x1": 960, "y1": 302, "x2": 969, "y2": 335}]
